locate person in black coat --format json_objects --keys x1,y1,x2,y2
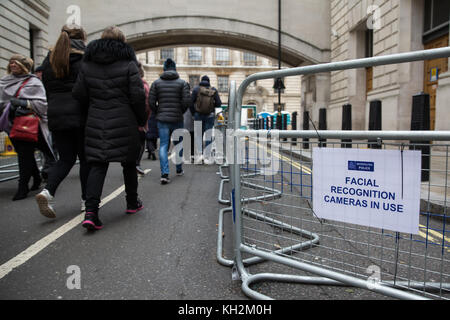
[
  {"x1": 149, "y1": 58, "x2": 191, "y2": 184},
  {"x1": 146, "y1": 111, "x2": 158, "y2": 160},
  {"x1": 35, "y1": 24, "x2": 90, "y2": 219},
  {"x1": 72, "y1": 26, "x2": 146, "y2": 231}
]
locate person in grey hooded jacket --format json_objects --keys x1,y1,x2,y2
[{"x1": 149, "y1": 58, "x2": 191, "y2": 184}]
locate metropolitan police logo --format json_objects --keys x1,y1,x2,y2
[{"x1": 348, "y1": 161, "x2": 374, "y2": 172}]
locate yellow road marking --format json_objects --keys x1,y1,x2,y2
[
  {"x1": 419, "y1": 224, "x2": 449, "y2": 244},
  {"x1": 250, "y1": 141, "x2": 312, "y2": 175}
]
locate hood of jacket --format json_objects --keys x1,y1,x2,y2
[
  {"x1": 160, "y1": 70, "x2": 180, "y2": 81},
  {"x1": 71, "y1": 39, "x2": 86, "y2": 52},
  {"x1": 84, "y1": 39, "x2": 137, "y2": 65},
  {"x1": 69, "y1": 39, "x2": 85, "y2": 64}
]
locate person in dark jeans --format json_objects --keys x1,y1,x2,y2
[
  {"x1": 190, "y1": 75, "x2": 222, "y2": 163},
  {"x1": 73, "y1": 26, "x2": 146, "y2": 231},
  {"x1": 35, "y1": 24, "x2": 90, "y2": 218},
  {"x1": 149, "y1": 58, "x2": 191, "y2": 184}
]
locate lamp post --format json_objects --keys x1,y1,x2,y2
[{"x1": 274, "y1": 0, "x2": 284, "y2": 130}]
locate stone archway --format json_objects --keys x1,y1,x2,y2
[
  {"x1": 47, "y1": 1, "x2": 331, "y2": 66},
  {"x1": 86, "y1": 16, "x2": 328, "y2": 66}
]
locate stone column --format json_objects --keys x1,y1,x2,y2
[
  {"x1": 314, "y1": 72, "x2": 331, "y2": 127},
  {"x1": 396, "y1": 0, "x2": 425, "y2": 131},
  {"x1": 347, "y1": 28, "x2": 367, "y2": 130},
  {"x1": 435, "y1": 21, "x2": 450, "y2": 131}
]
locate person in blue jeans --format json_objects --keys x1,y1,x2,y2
[
  {"x1": 149, "y1": 58, "x2": 191, "y2": 184},
  {"x1": 191, "y1": 75, "x2": 222, "y2": 163}
]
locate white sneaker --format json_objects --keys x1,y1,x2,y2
[
  {"x1": 194, "y1": 155, "x2": 204, "y2": 165},
  {"x1": 35, "y1": 189, "x2": 56, "y2": 219}
]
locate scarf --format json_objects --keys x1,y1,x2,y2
[{"x1": 0, "y1": 74, "x2": 48, "y2": 120}]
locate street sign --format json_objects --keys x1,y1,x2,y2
[{"x1": 313, "y1": 148, "x2": 422, "y2": 234}]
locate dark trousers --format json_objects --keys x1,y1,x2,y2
[
  {"x1": 11, "y1": 130, "x2": 52, "y2": 192},
  {"x1": 45, "y1": 129, "x2": 90, "y2": 200},
  {"x1": 136, "y1": 131, "x2": 146, "y2": 166},
  {"x1": 146, "y1": 137, "x2": 157, "y2": 154},
  {"x1": 85, "y1": 162, "x2": 138, "y2": 213}
]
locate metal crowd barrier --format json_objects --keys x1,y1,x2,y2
[
  {"x1": 0, "y1": 132, "x2": 19, "y2": 182},
  {"x1": 218, "y1": 46, "x2": 450, "y2": 300},
  {"x1": 0, "y1": 132, "x2": 46, "y2": 183}
]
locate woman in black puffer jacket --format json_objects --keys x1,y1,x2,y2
[
  {"x1": 73, "y1": 26, "x2": 147, "y2": 231},
  {"x1": 35, "y1": 24, "x2": 90, "y2": 219}
]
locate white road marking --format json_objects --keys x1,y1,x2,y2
[{"x1": 0, "y1": 169, "x2": 151, "y2": 280}]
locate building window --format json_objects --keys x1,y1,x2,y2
[
  {"x1": 215, "y1": 48, "x2": 230, "y2": 65},
  {"x1": 217, "y1": 76, "x2": 229, "y2": 93},
  {"x1": 189, "y1": 75, "x2": 200, "y2": 90},
  {"x1": 424, "y1": 0, "x2": 450, "y2": 42},
  {"x1": 188, "y1": 47, "x2": 202, "y2": 65},
  {"x1": 365, "y1": 29, "x2": 373, "y2": 58},
  {"x1": 243, "y1": 52, "x2": 257, "y2": 66},
  {"x1": 160, "y1": 48, "x2": 174, "y2": 61}
]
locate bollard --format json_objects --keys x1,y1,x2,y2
[
  {"x1": 303, "y1": 111, "x2": 309, "y2": 149},
  {"x1": 276, "y1": 113, "x2": 282, "y2": 130},
  {"x1": 368, "y1": 100, "x2": 382, "y2": 149},
  {"x1": 341, "y1": 104, "x2": 352, "y2": 148},
  {"x1": 410, "y1": 93, "x2": 430, "y2": 182},
  {"x1": 292, "y1": 111, "x2": 298, "y2": 146},
  {"x1": 319, "y1": 108, "x2": 327, "y2": 148},
  {"x1": 282, "y1": 113, "x2": 288, "y2": 142}
]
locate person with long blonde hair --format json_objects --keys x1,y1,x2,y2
[{"x1": 35, "y1": 24, "x2": 91, "y2": 218}]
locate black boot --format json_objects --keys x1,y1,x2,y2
[
  {"x1": 13, "y1": 184, "x2": 29, "y2": 201},
  {"x1": 30, "y1": 175, "x2": 42, "y2": 191},
  {"x1": 82, "y1": 211, "x2": 103, "y2": 231}
]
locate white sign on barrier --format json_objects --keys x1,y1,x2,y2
[{"x1": 312, "y1": 148, "x2": 421, "y2": 234}]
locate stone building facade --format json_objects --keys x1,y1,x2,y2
[
  {"x1": 1, "y1": 1, "x2": 449, "y2": 133},
  {"x1": 137, "y1": 47, "x2": 302, "y2": 118},
  {"x1": 324, "y1": 0, "x2": 450, "y2": 131},
  {"x1": 0, "y1": 0, "x2": 50, "y2": 76}
]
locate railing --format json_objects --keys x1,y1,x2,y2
[{"x1": 218, "y1": 46, "x2": 450, "y2": 300}]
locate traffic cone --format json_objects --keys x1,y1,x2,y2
[{"x1": 1, "y1": 136, "x2": 17, "y2": 156}]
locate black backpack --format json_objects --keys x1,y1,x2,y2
[{"x1": 195, "y1": 86, "x2": 216, "y2": 115}]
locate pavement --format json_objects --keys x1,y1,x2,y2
[
  {"x1": 0, "y1": 158, "x2": 247, "y2": 300},
  {"x1": 0, "y1": 147, "x2": 447, "y2": 301}
]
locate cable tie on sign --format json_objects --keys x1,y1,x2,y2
[
  {"x1": 307, "y1": 112, "x2": 323, "y2": 148},
  {"x1": 400, "y1": 143, "x2": 405, "y2": 200},
  {"x1": 307, "y1": 200, "x2": 324, "y2": 225}
]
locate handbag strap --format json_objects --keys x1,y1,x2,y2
[{"x1": 15, "y1": 78, "x2": 31, "y2": 98}]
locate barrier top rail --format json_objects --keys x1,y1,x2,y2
[
  {"x1": 239, "y1": 129, "x2": 450, "y2": 141},
  {"x1": 233, "y1": 46, "x2": 450, "y2": 129}
]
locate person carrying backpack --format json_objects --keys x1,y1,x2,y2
[{"x1": 190, "y1": 75, "x2": 221, "y2": 163}]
